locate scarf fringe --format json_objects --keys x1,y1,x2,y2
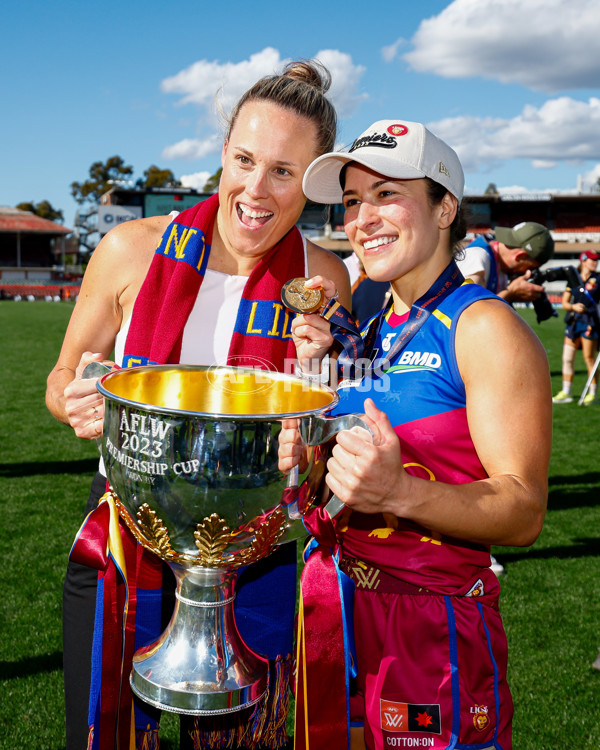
[
  {"x1": 87, "y1": 718, "x2": 160, "y2": 748},
  {"x1": 189, "y1": 655, "x2": 292, "y2": 750},
  {"x1": 136, "y1": 724, "x2": 160, "y2": 750}
]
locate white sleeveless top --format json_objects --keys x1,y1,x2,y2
[
  {"x1": 115, "y1": 220, "x2": 309, "y2": 365},
  {"x1": 115, "y1": 269, "x2": 248, "y2": 367},
  {"x1": 99, "y1": 224, "x2": 309, "y2": 477}
]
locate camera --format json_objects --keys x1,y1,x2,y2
[{"x1": 528, "y1": 266, "x2": 582, "y2": 324}]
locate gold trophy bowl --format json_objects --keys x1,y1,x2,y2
[{"x1": 91, "y1": 364, "x2": 361, "y2": 715}]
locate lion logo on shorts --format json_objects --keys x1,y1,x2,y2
[{"x1": 471, "y1": 705, "x2": 489, "y2": 732}]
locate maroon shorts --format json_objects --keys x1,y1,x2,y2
[{"x1": 348, "y1": 583, "x2": 513, "y2": 749}]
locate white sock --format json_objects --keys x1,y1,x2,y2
[
  {"x1": 562, "y1": 381, "x2": 572, "y2": 394},
  {"x1": 590, "y1": 384, "x2": 597, "y2": 396}
]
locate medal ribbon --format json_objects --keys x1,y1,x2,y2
[
  {"x1": 573, "y1": 272, "x2": 599, "y2": 310},
  {"x1": 322, "y1": 260, "x2": 465, "y2": 379},
  {"x1": 320, "y1": 298, "x2": 365, "y2": 374},
  {"x1": 369, "y1": 260, "x2": 464, "y2": 369},
  {"x1": 294, "y1": 510, "x2": 356, "y2": 750}
]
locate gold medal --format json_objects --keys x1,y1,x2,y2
[{"x1": 281, "y1": 277, "x2": 324, "y2": 314}]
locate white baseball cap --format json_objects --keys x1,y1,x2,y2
[{"x1": 303, "y1": 119, "x2": 464, "y2": 204}]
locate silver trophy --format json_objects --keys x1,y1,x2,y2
[{"x1": 92, "y1": 364, "x2": 366, "y2": 716}]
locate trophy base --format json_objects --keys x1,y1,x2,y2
[
  {"x1": 130, "y1": 566, "x2": 269, "y2": 715},
  {"x1": 129, "y1": 674, "x2": 267, "y2": 716}
]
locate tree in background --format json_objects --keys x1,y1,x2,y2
[
  {"x1": 136, "y1": 165, "x2": 181, "y2": 189},
  {"x1": 70, "y1": 158, "x2": 219, "y2": 260},
  {"x1": 71, "y1": 155, "x2": 134, "y2": 204},
  {"x1": 202, "y1": 167, "x2": 222, "y2": 194},
  {"x1": 16, "y1": 200, "x2": 64, "y2": 223},
  {"x1": 71, "y1": 156, "x2": 134, "y2": 257},
  {"x1": 484, "y1": 183, "x2": 499, "y2": 195}
]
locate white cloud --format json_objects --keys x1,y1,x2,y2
[
  {"x1": 404, "y1": 0, "x2": 600, "y2": 93},
  {"x1": 496, "y1": 185, "x2": 537, "y2": 195},
  {"x1": 381, "y1": 38, "x2": 405, "y2": 64},
  {"x1": 180, "y1": 171, "x2": 212, "y2": 191},
  {"x1": 162, "y1": 134, "x2": 222, "y2": 161},
  {"x1": 314, "y1": 49, "x2": 367, "y2": 118},
  {"x1": 160, "y1": 48, "x2": 366, "y2": 159},
  {"x1": 161, "y1": 47, "x2": 284, "y2": 118},
  {"x1": 464, "y1": 182, "x2": 582, "y2": 197},
  {"x1": 581, "y1": 164, "x2": 600, "y2": 190},
  {"x1": 428, "y1": 97, "x2": 600, "y2": 173}
]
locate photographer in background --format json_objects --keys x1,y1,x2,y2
[
  {"x1": 457, "y1": 221, "x2": 554, "y2": 577},
  {"x1": 553, "y1": 251, "x2": 600, "y2": 405},
  {"x1": 457, "y1": 221, "x2": 555, "y2": 302}
]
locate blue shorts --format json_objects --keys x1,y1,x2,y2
[{"x1": 565, "y1": 319, "x2": 598, "y2": 341}]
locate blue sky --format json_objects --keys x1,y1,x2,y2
[{"x1": 3, "y1": 0, "x2": 600, "y2": 229}]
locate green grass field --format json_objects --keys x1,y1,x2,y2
[{"x1": 1, "y1": 300, "x2": 599, "y2": 749}]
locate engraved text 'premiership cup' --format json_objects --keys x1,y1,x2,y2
[{"x1": 94, "y1": 364, "x2": 365, "y2": 716}]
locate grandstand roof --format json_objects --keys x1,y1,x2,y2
[{"x1": 0, "y1": 207, "x2": 71, "y2": 235}]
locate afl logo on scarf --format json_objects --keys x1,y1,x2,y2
[{"x1": 387, "y1": 124, "x2": 408, "y2": 137}]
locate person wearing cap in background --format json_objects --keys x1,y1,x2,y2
[
  {"x1": 553, "y1": 250, "x2": 600, "y2": 405},
  {"x1": 456, "y1": 221, "x2": 555, "y2": 302},
  {"x1": 281, "y1": 119, "x2": 551, "y2": 750}
]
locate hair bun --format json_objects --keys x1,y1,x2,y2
[
  {"x1": 282, "y1": 59, "x2": 331, "y2": 94},
  {"x1": 225, "y1": 58, "x2": 337, "y2": 155}
]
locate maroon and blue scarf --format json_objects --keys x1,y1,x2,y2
[
  {"x1": 72, "y1": 193, "x2": 305, "y2": 749},
  {"x1": 123, "y1": 193, "x2": 301, "y2": 370}
]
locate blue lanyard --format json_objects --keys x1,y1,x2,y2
[{"x1": 322, "y1": 261, "x2": 464, "y2": 379}]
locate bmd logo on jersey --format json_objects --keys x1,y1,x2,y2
[
  {"x1": 398, "y1": 351, "x2": 441, "y2": 368},
  {"x1": 387, "y1": 351, "x2": 442, "y2": 374}
]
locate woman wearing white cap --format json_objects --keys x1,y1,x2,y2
[
  {"x1": 552, "y1": 250, "x2": 600, "y2": 405},
  {"x1": 282, "y1": 120, "x2": 551, "y2": 749}
]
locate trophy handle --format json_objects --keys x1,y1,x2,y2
[
  {"x1": 300, "y1": 413, "x2": 373, "y2": 519},
  {"x1": 81, "y1": 360, "x2": 113, "y2": 380},
  {"x1": 299, "y1": 413, "x2": 371, "y2": 446},
  {"x1": 81, "y1": 361, "x2": 114, "y2": 452}
]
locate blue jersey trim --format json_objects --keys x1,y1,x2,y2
[
  {"x1": 332, "y1": 283, "x2": 505, "y2": 424},
  {"x1": 478, "y1": 600, "x2": 503, "y2": 749},
  {"x1": 443, "y1": 284, "x2": 503, "y2": 392},
  {"x1": 453, "y1": 602, "x2": 505, "y2": 749},
  {"x1": 444, "y1": 595, "x2": 460, "y2": 749}
]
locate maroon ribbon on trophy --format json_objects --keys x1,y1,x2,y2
[{"x1": 294, "y1": 506, "x2": 352, "y2": 750}]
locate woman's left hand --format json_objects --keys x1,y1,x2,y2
[
  {"x1": 325, "y1": 399, "x2": 407, "y2": 514},
  {"x1": 63, "y1": 352, "x2": 112, "y2": 440},
  {"x1": 291, "y1": 275, "x2": 337, "y2": 370}
]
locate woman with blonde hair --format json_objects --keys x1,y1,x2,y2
[{"x1": 47, "y1": 60, "x2": 350, "y2": 750}]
